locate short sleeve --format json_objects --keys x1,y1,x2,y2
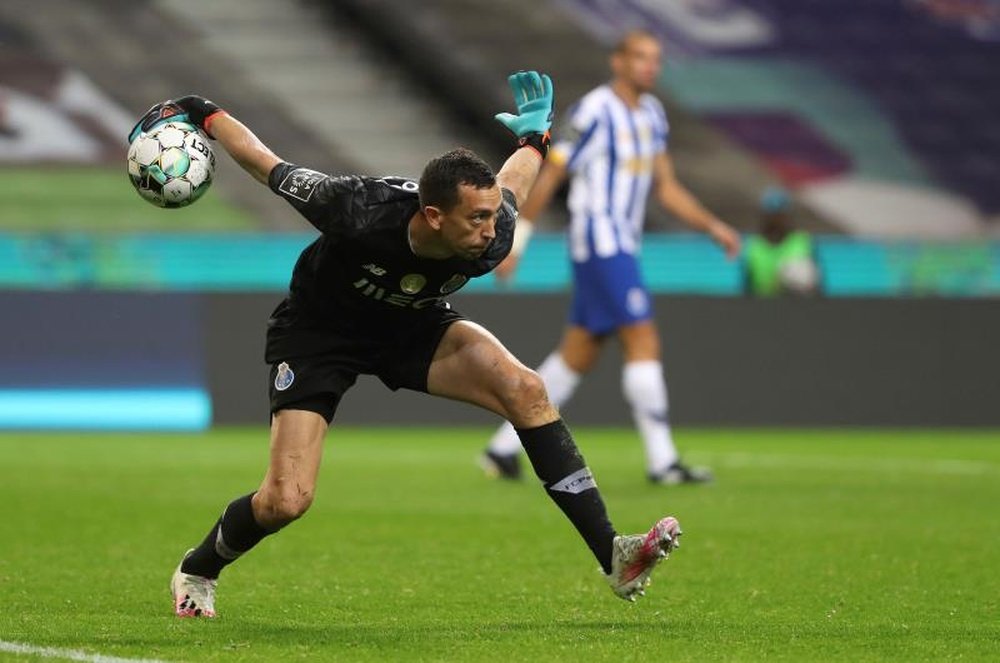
[
  {"x1": 268, "y1": 162, "x2": 369, "y2": 235},
  {"x1": 475, "y1": 188, "x2": 519, "y2": 272}
]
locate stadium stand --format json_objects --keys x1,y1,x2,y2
[
  {"x1": 742, "y1": 0, "x2": 1000, "y2": 218},
  {"x1": 559, "y1": 0, "x2": 1000, "y2": 237},
  {"x1": 325, "y1": 0, "x2": 799, "y2": 233},
  {"x1": 0, "y1": 0, "x2": 355, "y2": 229},
  {"x1": 158, "y1": 0, "x2": 495, "y2": 181},
  {"x1": 4, "y1": 0, "x2": 996, "y2": 238}
]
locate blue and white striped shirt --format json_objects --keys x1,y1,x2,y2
[{"x1": 551, "y1": 85, "x2": 669, "y2": 262}]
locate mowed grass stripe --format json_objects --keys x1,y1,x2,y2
[{"x1": 0, "y1": 428, "x2": 997, "y2": 662}]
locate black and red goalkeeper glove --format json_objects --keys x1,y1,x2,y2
[{"x1": 128, "y1": 95, "x2": 226, "y2": 143}]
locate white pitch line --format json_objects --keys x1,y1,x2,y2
[{"x1": 0, "y1": 641, "x2": 172, "y2": 663}]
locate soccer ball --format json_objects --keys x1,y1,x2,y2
[{"x1": 127, "y1": 121, "x2": 215, "y2": 208}]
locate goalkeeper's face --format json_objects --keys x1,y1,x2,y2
[
  {"x1": 438, "y1": 183, "x2": 503, "y2": 260},
  {"x1": 613, "y1": 34, "x2": 662, "y2": 93}
]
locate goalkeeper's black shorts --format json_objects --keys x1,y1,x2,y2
[{"x1": 263, "y1": 301, "x2": 466, "y2": 423}]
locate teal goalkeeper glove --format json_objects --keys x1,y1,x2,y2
[{"x1": 494, "y1": 71, "x2": 554, "y2": 157}]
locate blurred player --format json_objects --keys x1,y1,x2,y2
[
  {"x1": 129, "y1": 72, "x2": 682, "y2": 618},
  {"x1": 483, "y1": 31, "x2": 741, "y2": 484}
]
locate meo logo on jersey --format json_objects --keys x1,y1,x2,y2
[
  {"x1": 353, "y1": 277, "x2": 446, "y2": 309},
  {"x1": 278, "y1": 168, "x2": 328, "y2": 202},
  {"x1": 274, "y1": 362, "x2": 295, "y2": 391}
]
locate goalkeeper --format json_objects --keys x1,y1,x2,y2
[{"x1": 130, "y1": 72, "x2": 682, "y2": 618}]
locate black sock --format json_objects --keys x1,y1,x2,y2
[
  {"x1": 517, "y1": 420, "x2": 617, "y2": 574},
  {"x1": 181, "y1": 492, "x2": 273, "y2": 579}
]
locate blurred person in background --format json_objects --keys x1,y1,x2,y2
[
  {"x1": 745, "y1": 186, "x2": 820, "y2": 297},
  {"x1": 130, "y1": 72, "x2": 683, "y2": 618},
  {"x1": 482, "y1": 30, "x2": 741, "y2": 485}
]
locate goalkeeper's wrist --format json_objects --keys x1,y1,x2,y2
[
  {"x1": 175, "y1": 95, "x2": 225, "y2": 138},
  {"x1": 516, "y1": 132, "x2": 550, "y2": 160},
  {"x1": 510, "y1": 218, "x2": 535, "y2": 258},
  {"x1": 202, "y1": 109, "x2": 228, "y2": 139}
]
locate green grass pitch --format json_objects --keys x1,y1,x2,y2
[
  {"x1": 0, "y1": 168, "x2": 257, "y2": 232},
  {"x1": 1, "y1": 428, "x2": 998, "y2": 662}
]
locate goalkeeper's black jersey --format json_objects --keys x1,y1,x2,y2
[{"x1": 266, "y1": 162, "x2": 517, "y2": 336}]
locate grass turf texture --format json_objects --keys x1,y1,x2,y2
[
  {"x1": 0, "y1": 168, "x2": 256, "y2": 232},
  {"x1": 1, "y1": 428, "x2": 998, "y2": 662}
]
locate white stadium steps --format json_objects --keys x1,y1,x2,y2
[
  {"x1": 0, "y1": 0, "x2": 358, "y2": 229},
  {"x1": 159, "y1": 0, "x2": 492, "y2": 180}
]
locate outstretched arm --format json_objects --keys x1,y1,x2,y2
[
  {"x1": 492, "y1": 71, "x2": 557, "y2": 279},
  {"x1": 653, "y1": 151, "x2": 741, "y2": 258},
  {"x1": 495, "y1": 144, "x2": 545, "y2": 210},
  {"x1": 209, "y1": 114, "x2": 282, "y2": 185},
  {"x1": 129, "y1": 95, "x2": 282, "y2": 185},
  {"x1": 493, "y1": 157, "x2": 567, "y2": 280}
]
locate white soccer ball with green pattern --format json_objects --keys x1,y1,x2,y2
[{"x1": 127, "y1": 121, "x2": 215, "y2": 208}]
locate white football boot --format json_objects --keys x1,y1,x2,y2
[
  {"x1": 171, "y1": 550, "x2": 217, "y2": 618},
  {"x1": 605, "y1": 516, "x2": 682, "y2": 601}
]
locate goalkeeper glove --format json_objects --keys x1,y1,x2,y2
[
  {"x1": 128, "y1": 95, "x2": 226, "y2": 143},
  {"x1": 494, "y1": 71, "x2": 554, "y2": 158}
]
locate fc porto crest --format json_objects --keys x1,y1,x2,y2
[
  {"x1": 400, "y1": 273, "x2": 427, "y2": 294},
  {"x1": 626, "y1": 287, "x2": 649, "y2": 316},
  {"x1": 274, "y1": 361, "x2": 295, "y2": 391}
]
